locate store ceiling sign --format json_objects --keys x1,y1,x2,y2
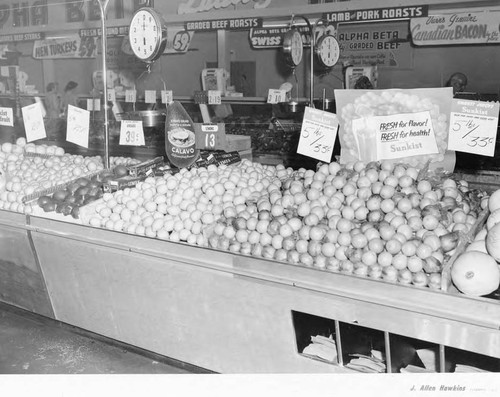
[
  {"x1": 178, "y1": 0, "x2": 273, "y2": 14},
  {"x1": 337, "y1": 22, "x2": 412, "y2": 69},
  {"x1": 0, "y1": 32, "x2": 44, "y2": 44},
  {"x1": 249, "y1": 26, "x2": 311, "y2": 49},
  {"x1": 323, "y1": 5, "x2": 428, "y2": 23},
  {"x1": 32, "y1": 35, "x2": 97, "y2": 59},
  {"x1": 410, "y1": 11, "x2": 500, "y2": 45},
  {"x1": 79, "y1": 26, "x2": 130, "y2": 38},
  {"x1": 185, "y1": 17, "x2": 262, "y2": 31}
]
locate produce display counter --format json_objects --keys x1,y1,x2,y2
[
  {"x1": 0, "y1": 210, "x2": 53, "y2": 318},
  {"x1": 1, "y1": 209, "x2": 499, "y2": 373}
]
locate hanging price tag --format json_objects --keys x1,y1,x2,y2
[
  {"x1": 208, "y1": 90, "x2": 222, "y2": 105},
  {"x1": 161, "y1": 90, "x2": 173, "y2": 104},
  {"x1": 107, "y1": 89, "x2": 116, "y2": 102},
  {"x1": 0, "y1": 107, "x2": 14, "y2": 126},
  {"x1": 87, "y1": 98, "x2": 94, "y2": 111},
  {"x1": 125, "y1": 89, "x2": 137, "y2": 103},
  {"x1": 119, "y1": 120, "x2": 145, "y2": 146},
  {"x1": 66, "y1": 105, "x2": 90, "y2": 148},
  {"x1": 194, "y1": 123, "x2": 226, "y2": 150},
  {"x1": 447, "y1": 99, "x2": 500, "y2": 157},
  {"x1": 22, "y1": 102, "x2": 46, "y2": 142},
  {"x1": 86, "y1": 99, "x2": 101, "y2": 111},
  {"x1": 145, "y1": 90, "x2": 157, "y2": 104},
  {"x1": 297, "y1": 107, "x2": 338, "y2": 163},
  {"x1": 267, "y1": 89, "x2": 286, "y2": 104}
]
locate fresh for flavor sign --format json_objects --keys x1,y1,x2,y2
[
  {"x1": 352, "y1": 111, "x2": 439, "y2": 161},
  {"x1": 410, "y1": 11, "x2": 500, "y2": 45}
]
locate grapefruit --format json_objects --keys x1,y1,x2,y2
[{"x1": 451, "y1": 251, "x2": 500, "y2": 296}]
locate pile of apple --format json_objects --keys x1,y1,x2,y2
[
  {"x1": 35, "y1": 163, "x2": 138, "y2": 219},
  {"x1": 0, "y1": 149, "x2": 104, "y2": 214},
  {"x1": 80, "y1": 158, "x2": 487, "y2": 289}
]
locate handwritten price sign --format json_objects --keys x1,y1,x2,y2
[
  {"x1": 297, "y1": 107, "x2": 339, "y2": 163},
  {"x1": 125, "y1": 89, "x2": 137, "y2": 103},
  {"x1": 119, "y1": 121, "x2": 145, "y2": 146},
  {"x1": 267, "y1": 89, "x2": 286, "y2": 104},
  {"x1": 107, "y1": 89, "x2": 116, "y2": 102},
  {"x1": 0, "y1": 107, "x2": 13, "y2": 127},
  {"x1": 22, "y1": 102, "x2": 46, "y2": 142},
  {"x1": 161, "y1": 90, "x2": 173, "y2": 104},
  {"x1": 145, "y1": 90, "x2": 157, "y2": 104},
  {"x1": 448, "y1": 99, "x2": 500, "y2": 157},
  {"x1": 66, "y1": 105, "x2": 90, "y2": 148}
]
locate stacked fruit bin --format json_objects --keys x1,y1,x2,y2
[
  {"x1": 1, "y1": 137, "x2": 500, "y2": 373},
  {"x1": 1, "y1": 135, "x2": 498, "y2": 296}
]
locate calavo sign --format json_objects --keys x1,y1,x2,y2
[{"x1": 178, "y1": 0, "x2": 273, "y2": 15}]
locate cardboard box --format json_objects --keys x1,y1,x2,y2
[{"x1": 225, "y1": 135, "x2": 251, "y2": 152}]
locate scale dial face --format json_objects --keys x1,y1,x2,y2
[
  {"x1": 129, "y1": 7, "x2": 167, "y2": 63},
  {"x1": 283, "y1": 28, "x2": 303, "y2": 68},
  {"x1": 315, "y1": 34, "x2": 340, "y2": 68}
]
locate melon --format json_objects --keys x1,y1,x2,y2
[
  {"x1": 451, "y1": 251, "x2": 500, "y2": 296},
  {"x1": 488, "y1": 189, "x2": 500, "y2": 213},
  {"x1": 466, "y1": 240, "x2": 488, "y2": 254},
  {"x1": 486, "y1": 222, "x2": 500, "y2": 262},
  {"x1": 486, "y1": 208, "x2": 500, "y2": 230},
  {"x1": 474, "y1": 227, "x2": 488, "y2": 241}
]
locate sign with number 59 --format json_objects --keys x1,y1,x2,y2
[{"x1": 166, "y1": 28, "x2": 194, "y2": 53}]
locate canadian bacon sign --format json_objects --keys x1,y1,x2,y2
[{"x1": 411, "y1": 11, "x2": 500, "y2": 45}]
